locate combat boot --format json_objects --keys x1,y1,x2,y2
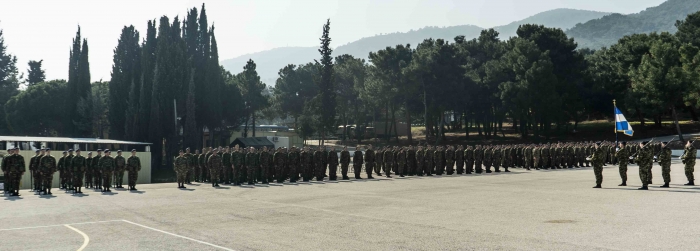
[
  {"x1": 618, "y1": 182, "x2": 627, "y2": 186},
  {"x1": 638, "y1": 186, "x2": 648, "y2": 190},
  {"x1": 660, "y1": 183, "x2": 669, "y2": 188},
  {"x1": 504, "y1": 168, "x2": 511, "y2": 173},
  {"x1": 684, "y1": 181, "x2": 695, "y2": 186},
  {"x1": 593, "y1": 185, "x2": 601, "y2": 188},
  {"x1": 343, "y1": 176, "x2": 350, "y2": 180},
  {"x1": 367, "y1": 174, "x2": 374, "y2": 179}
]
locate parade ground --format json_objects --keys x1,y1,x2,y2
[{"x1": 1, "y1": 161, "x2": 699, "y2": 251}]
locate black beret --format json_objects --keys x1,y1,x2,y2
[
  {"x1": 104, "y1": 149, "x2": 110, "y2": 153},
  {"x1": 62, "y1": 151, "x2": 67, "y2": 154},
  {"x1": 46, "y1": 148, "x2": 51, "y2": 151},
  {"x1": 131, "y1": 149, "x2": 137, "y2": 152},
  {"x1": 35, "y1": 149, "x2": 40, "y2": 153},
  {"x1": 68, "y1": 149, "x2": 74, "y2": 152},
  {"x1": 662, "y1": 141, "x2": 668, "y2": 144},
  {"x1": 97, "y1": 149, "x2": 103, "y2": 152},
  {"x1": 117, "y1": 150, "x2": 122, "y2": 153},
  {"x1": 76, "y1": 149, "x2": 81, "y2": 152}
]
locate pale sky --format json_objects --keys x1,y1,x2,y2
[{"x1": 0, "y1": 0, "x2": 666, "y2": 82}]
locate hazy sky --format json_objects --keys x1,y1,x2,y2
[{"x1": 0, "y1": 0, "x2": 666, "y2": 81}]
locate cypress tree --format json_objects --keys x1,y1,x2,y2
[
  {"x1": 316, "y1": 19, "x2": 336, "y2": 145},
  {"x1": 184, "y1": 68, "x2": 198, "y2": 148},
  {"x1": 75, "y1": 38, "x2": 92, "y2": 137},
  {"x1": 66, "y1": 27, "x2": 81, "y2": 136},
  {"x1": 203, "y1": 26, "x2": 222, "y2": 140},
  {"x1": 138, "y1": 20, "x2": 157, "y2": 141},
  {"x1": 109, "y1": 26, "x2": 140, "y2": 140}
]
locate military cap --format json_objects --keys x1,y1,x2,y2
[
  {"x1": 62, "y1": 151, "x2": 67, "y2": 154},
  {"x1": 642, "y1": 141, "x2": 649, "y2": 145},
  {"x1": 46, "y1": 148, "x2": 51, "y2": 151},
  {"x1": 621, "y1": 141, "x2": 627, "y2": 146},
  {"x1": 88, "y1": 152, "x2": 92, "y2": 155},
  {"x1": 595, "y1": 142, "x2": 602, "y2": 146},
  {"x1": 35, "y1": 149, "x2": 40, "y2": 153},
  {"x1": 76, "y1": 149, "x2": 81, "y2": 152},
  {"x1": 104, "y1": 149, "x2": 110, "y2": 153},
  {"x1": 131, "y1": 149, "x2": 137, "y2": 152},
  {"x1": 68, "y1": 149, "x2": 74, "y2": 152},
  {"x1": 97, "y1": 149, "x2": 103, "y2": 152},
  {"x1": 117, "y1": 150, "x2": 122, "y2": 153},
  {"x1": 662, "y1": 141, "x2": 668, "y2": 144}
]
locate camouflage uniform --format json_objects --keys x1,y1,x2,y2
[
  {"x1": 375, "y1": 149, "x2": 383, "y2": 175},
  {"x1": 183, "y1": 152, "x2": 194, "y2": 183},
  {"x1": 208, "y1": 152, "x2": 223, "y2": 184},
  {"x1": 340, "y1": 149, "x2": 351, "y2": 179},
  {"x1": 258, "y1": 150, "x2": 270, "y2": 184},
  {"x1": 455, "y1": 147, "x2": 465, "y2": 174},
  {"x1": 384, "y1": 150, "x2": 395, "y2": 176},
  {"x1": 397, "y1": 149, "x2": 406, "y2": 176},
  {"x1": 64, "y1": 154, "x2": 74, "y2": 189},
  {"x1": 474, "y1": 147, "x2": 483, "y2": 173},
  {"x1": 541, "y1": 146, "x2": 550, "y2": 169},
  {"x1": 198, "y1": 153, "x2": 208, "y2": 182},
  {"x1": 353, "y1": 150, "x2": 364, "y2": 179},
  {"x1": 636, "y1": 146, "x2": 653, "y2": 187},
  {"x1": 174, "y1": 155, "x2": 189, "y2": 184},
  {"x1": 274, "y1": 150, "x2": 286, "y2": 183},
  {"x1": 615, "y1": 146, "x2": 629, "y2": 185},
  {"x1": 114, "y1": 155, "x2": 126, "y2": 187},
  {"x1": 681, "y1": 145, "x2": 696, "y2": 184},
  {"x1": 127, "y1": 155, "x2": 141, "y2": 188},
  {"x1": 287, "y1": 149, "x2": 300, "y2": 182},
  {"x1": 29, "y1": 154, "x2": 42, "y2": 191},
  {"x1": 314, "y1": 150, "x2": 325, "y2": 181},
  {"x1": 85, "y1": 155, "x2": 93, "y2": 188},
  {"x1": 222, "y1": 151, "x2": 232, "y2": 183},
  {"x1": 99, "y1": 154, "x2": 115, "y2": 189},
  {"x1": 328, "y1": 149, "x2": 339, "y2": 180},
  {"x1": 92, "y1": 154, "x2": 102, "y2": 189},
  {"x1": 71, "y1": 154, "x2": 87, "y2": 189},
  {"x1": 40, "y1": 153, "x2": 57, "y2": 191},
  {"x1": 416, "y1": 148, "x2": 425, "y2": 176},
  {"x1": 365, "y1": 149, "x2": 375, "y2": 177},
  {"x1": 658, "y1": 146, "x2": 672, "y2": 184},
  {"x1": 492, "y1": 147, "x2": 501, "y2": 172},
  {"x1": 231, "y1": 150, "x2": 243, "y2": 185},
  {"x1": 406, "y1": 148, "x2": 416, "y2": 175},
  {"x1": 57, "y1": 155, "x2": 66, "y2": 188},
  {"x1": 434, "y1": 148, "x2": 445, "y2": 175},
  {"x1": 465, "y1": 147, "x2": 474, "y2": 174},
  {"x1": 445, "y1": 148, "x2": 455, "y2": 175},
  {"x1": 592, "y1": 146, "x2": 606, "y2": 186},
  {"x1": 245, "y1": 151, "x2": 258, "y2": 184},
  {"x1": 301, "y1": 149, "x2": 313, "y2": 182}
]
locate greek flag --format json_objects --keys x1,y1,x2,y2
[{"x1": 615, "y1": 107, "x2": 633, "y2": 136}]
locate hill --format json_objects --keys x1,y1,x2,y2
[
  {"x1": 494, "y1": 8, "x2": 611, "y2": 39},
  {"x1": 566, "y1": 0, "x2": 700, "y2": 49},
  {"x1": 221, "y1": 8, "x2": 617, "y2": 85}
]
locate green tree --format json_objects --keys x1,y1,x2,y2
[
  {"x1": 0, "y1": 27, "x2": 20, "y2": 134},
  {"x1": 138, "y1": 19, "x2": 157, "y2": 141},
  {"x1": 237, "y1": 59, "x2": 268, "y2": 138},
  {"x1": 315, "y1": 19, "x2": 336, "y2": 145},
  {"x1": 4, "y1": 80, "x2": 68, "y2": 136},
  {"x1": 334, "y1": 54, "x2": 367, "y2": 142},
  {"x1": 630, "y1": 33, "x2": 691, "y2": 141},
  {"x1": 184, "y1": 69, "x2": 198, "y2": 149},
  {"x1": 26, "y1": 60, "x2": 45, "y2": 86},
  {"x1": 109, "y1": 25, "x2": 141, "y2": 140},
  {"x1": 76, "y1": 81, "x2": 110, "y2": 138}
]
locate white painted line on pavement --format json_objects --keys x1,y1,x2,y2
[
  {"x1": 64, "y1": 224, "x2": 90, "y2": 251},
  {"x1": 121, "y1": 220, "x2": 236, "y2": 251},
  {"x1": 0, "y1": 220, "x2": 123, "y2": 231}
]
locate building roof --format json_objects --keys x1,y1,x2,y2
[
  {"x1": 0, "y1": 136, "x2": 152, "y2": 145},
  {"x1": 230, "y1": 137, "x2": 275, "y2": 149}
]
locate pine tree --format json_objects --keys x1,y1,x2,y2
[
  {"x1": 26, "y1": 60, "x2": 45, "y2": 86},
  {"x1": 203, "y1": 26, "x2": 223, "y2": 140},
  {"x1": 124, "y1": 78, "x2": 139, "y2": 140},
  {"x1": 66, "y1": 27, "x2": 82, "y2": 136},
  {"x1": 316, "y1": 19, "x2": 336, "y2": 145},
  {"x1": 75, "y1": 38, "x2": 92, "y2": 137}
]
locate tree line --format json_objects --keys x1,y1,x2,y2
[{"x1": 1, "y1": 7, "x2": 700, "y2": 168}]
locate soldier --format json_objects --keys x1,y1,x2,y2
[
  {"x1": 57, "y1": 151, "x2": 67, "y2": 189},
  {"x1": 434, "y1": 146, "x2": 444, "y2": 175},
  {"x1": 364, "y1": 145, "x2": 375, "y2": 179},
  {"x1": 1, "y1": 149, "x2": 9, "y2": 195},
  {"x1": 502, "y1": 145, "x2": 511, "y2": 173},
  {"x1": 634, "y1": 142, "x2": 653, "y2": 190},
  {"x1": 258, "y1": 147, "x2": 270, "y2": 184},
  {"x1": 445, "y1": 146, "x2": 455, "y2": 175},
  {"x1": 591, "y1": 142, "x2": 606, "y2": 188},
  {"x1": 93, "y1": 149, "x2": 103, "y2": 191},
  {"x1": 39, "y1": 148, "x2": 57, "y2": 195},
  {"x1": 71, "y1": 149, "x2": 87, "y2": 194},
  {"x1": 455, "y1": 145, "x2": 464, "y2": 174},
  {"x1": 353, "y1": 146, "x2": 364, "y2": 179},
  {"x1": 29, "y1": 149, "x2": 41, "y2": 192},
  {"x1": 3, "y1": 148, "x2": 24, "y2": 196},
  {"x1": 85, "y1": 152, "x2": 93, "y2": 189},
  {"x1": 300, "y1": 147, "x2": 312, "y2": 182},
  {"x1": 288, "y1": 147, "x2": 300, "y2": 183},
  {"x1": 230, "y1": 145, "x2": 242, "y2": 185},
  {"x1": 465, "y1": 146, "x2": 474, "y2": 174},
  {"x1": 483, "y1": 146, "x2": 492, "y2": 173},
  {"x1": 327, "y1": 146, "x2": 339, "y2": 180},
  {"x1": 657, "y1": 142, "x2": 672, "y2": 188},
  {"x1": 492, "y1": 146, "x2": 502, "y2": 172},
  {"x1": 541, "y1": 144, "x2": 550, "y2": 169},
  {"x1": 114, "y1": 150, "x2": 126, "y2": 189},
  {"x1": 313, "y1": 147, "x2": 325, "y2": 181},
  {"x1": 406, "y1": 145, "x2": 416, "y2": 176},
  {"x1": 375, "y1": 146, "x2": 384, "y2": 176},
  {"x1": 184, "y1": 148, "x2": 194, "y2": 184},
  {"x1": 474, "y1": 145, "x2": 483, "y2": 174},
  {"x1": 416, "y1": 146, "x2": 425, "y2": 177},
  {"x1": 384, "y1": 146, "x2": 395, "y2": 177},
  {"x1": 533, "y1": 145, "x2": 541, "y2": 170},
  {"x1": 612, "y1": 142, "x2": 627, "y2": 186},
  {"x1": 99, "y1": 150, "x2": 115, "y2": 193},
  {"x1": 199, "y1": 148, "x2": 209, "y2": 182},
  {"x1": 65, "y1": 149, "x2": 75, "y2": 191},
  {"x1": 681, "y1": 140, "x2": 696, "y2": 186},
  {"x1": 245, "y1": 147, "x2": 257, "y2": 185},
  {"x1": 175, "y1": 150, "x2": 189, "y2": 189},
  {"x1": 396, "y1": 147, "x2": 406, "y2": 177},
  {"x1": 273, "y1": 147, "x2": 286, "y2": 183},
  {"x1": 193, "y1": 149, "x2": 201, "y2": 182},
  {"x1": 125, "y1": 150, "x2": 141, "y2": 190},
  {"x1": 209, "y1": 148, "x2": 224, "y2": 186},
  {"x1": 423, "y1": 145, "x2": 432, "y2": 176}
]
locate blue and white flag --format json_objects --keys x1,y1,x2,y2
[{"x1": 615, "y1": 107, "x2": 633, "y2": 136}]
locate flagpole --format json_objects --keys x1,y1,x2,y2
[{"x1": 613, "y1": 99, "x2": 618, "y2": 145}]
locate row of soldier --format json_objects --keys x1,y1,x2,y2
[
  {"x1": 171, "y1": 142, "x2": 626, "y2": 188},
  {"x1": 1, "y1": 148, "x2": 141, "y2": 197}
]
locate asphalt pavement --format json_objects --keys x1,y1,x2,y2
[{"x1": 1, "y1": 160, "x2": 699, "y2": 250}]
